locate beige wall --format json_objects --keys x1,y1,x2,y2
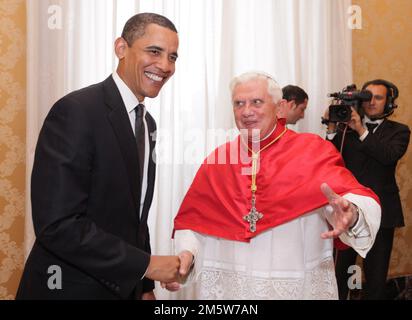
[
  {"x1": 0, "y1": 0, "x2": 26, "y2": 299},
  {"x1": 353, "y1": 0, "x2": 412, "y2": 278}
]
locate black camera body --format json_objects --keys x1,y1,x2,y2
[
  {"x1": 327, "y1": 85, "x2": 372, "y2": 123},
  {"x1": 329, "y1": 103, "x2": 355, "y2": 123}
]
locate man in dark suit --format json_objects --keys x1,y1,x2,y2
[
  {"x1": 325, "y1": 79, "x2": 410, "y2": 299},
  {"x1": 17, "y1": 13, "x2": 192, "y2": 300}
]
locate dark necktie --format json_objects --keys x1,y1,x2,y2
[
  {"x1": 135, "y1": 104, "x2": 145, "y2": 185},
  {"x1": 366, "y1": 122, "x2": 378, "y2": 134}
]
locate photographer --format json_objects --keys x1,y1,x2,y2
[{"x1": 324, "y1": 79, "x2": 410, "y2": 300}]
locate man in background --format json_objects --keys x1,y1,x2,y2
[
  {"x1": 325, "y1": 79, "x2": 410, "y2": 299},
  {"x1": 277, "y1": 85, "x2": 308, "y2": 125}
]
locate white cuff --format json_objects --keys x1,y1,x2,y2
[
  {"x1": 326, "y1": 132, "x2": 337, "y2": 140},
  {"x1": 174, "y1": 230, "x2": 200, "y2": 259},
  {"x1": 339, "y1": 193, "x2": 381, "y2": 258},
  {"x1": 359, "y1": 130, "x2": 369, "y2": 141},
  {"x1": 346, "y1": 204, "x2": 370, "y2": 239}
]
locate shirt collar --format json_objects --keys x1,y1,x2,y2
[
  {"x1": 112, "y1": 71, "x2": 142, "y2": 114},
  {"x1": 363, "y1": 115, "x2": 384, "y2": 126},
  {"x1": 251, "y1": 124, "x2": 277, "y2": 143}
]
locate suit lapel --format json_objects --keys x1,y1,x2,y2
[
  {"x1": 103, "y1": 76, "x2": 141, "y2": 218},
  {"x1": 375, "y1": 119, "x2": 387, "y2": 139}
]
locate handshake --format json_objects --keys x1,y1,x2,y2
[{"x1": 145, "y1": 250, "x2": 193, "y2": 292}]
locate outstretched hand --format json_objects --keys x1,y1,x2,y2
[{"x1": 320, "y1": 183, "x2": 359, "y2": 239}]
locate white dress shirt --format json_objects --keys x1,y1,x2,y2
[
  {"x1": 358, "y1": 115, "x2": 384, "y2": 141},
  {"x1": 112, "y1": 72, "x2": 149, "y2": 218},
  {"x1": 326, "y1": 115, "x2": 384, "y2": 141}
]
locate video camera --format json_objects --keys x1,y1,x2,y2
[{"x1": 325, "y1": 84, "x2": 372, "y2": 123}]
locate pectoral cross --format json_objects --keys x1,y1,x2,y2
[
  {"x1": 243, "y1": 195, "x2": 263, "y2": 233},
  {"x1": 240, "y1": 126, "x2": 287, "y2": 234}
]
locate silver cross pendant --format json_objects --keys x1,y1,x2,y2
[{"x1": 243, "y1": 196, "x2": 263, "y2": 233}]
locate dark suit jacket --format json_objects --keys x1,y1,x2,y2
[
  {"x1": 17, "y1": 76, "x2": 157, "y2": 299},
  {"x1": 329, "y1": 119, "x2": 410, "y2": 228}
]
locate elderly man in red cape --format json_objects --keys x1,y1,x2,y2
[{"x1": 169, "y1": 72, "x2": 381, "y2": 299}]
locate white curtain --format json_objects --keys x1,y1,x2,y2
[{"x1": 25, "y1": 0, "x2": 352, "y2": 299}]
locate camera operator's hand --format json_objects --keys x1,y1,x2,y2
[
  {"x1": 348, "y1": 107, "x2": 366, "y2": 136},
  {"x1": 323, "y1": 108, "x2": 336, "y2": 134}
]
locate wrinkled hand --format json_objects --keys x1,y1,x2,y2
[
  {"x1": 320, "y1": 183, "x2": 359, "y2": 239},
  {"x1": 161, "y1": 281, "x2": 181, "y2": 292},
  {"x1": 145, "y1": 255, "x2": 180, "y2": 283},
  {"x1": 161, "y1": 250, "x2": 194, "y2": 292},
  {"x1": 142, "y1": 291, "x2": 156, "y2": 300},
  {"x1": 178, "y1": 250, "x2": 194, "y2": 276}
]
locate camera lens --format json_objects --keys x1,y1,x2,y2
[
  {"x1": 328, "y1": 105, "x2": 352, "y2": 123},
  {"x1": 337, "y1": 108, "x2": 349, "y2": 120}
]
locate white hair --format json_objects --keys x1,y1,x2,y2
[{"x1": 229, "y1": 71, "x2": 283, "y2": 103}]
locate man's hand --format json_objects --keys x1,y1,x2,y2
[
  {"x1": 320, "y1": 183, "x2": 359, "y2": 239},
  {"x1": 323, "y1": 107, "x2": 337, "y2": 133},
  {"x1": 323, "y1": 107, "x2": 330, "y2": 120},
  {"x1": 161, "y1": 250, "x2": 194, "y2": 292},
  {"x1": 145, "y1": 255, "x2": 180, "y2": 283},
  {"x1": 348, "y1": 107, "x2": 366, "y2": 136},
  {"x1": 142, "y1": 291, "x2": 156, "y2": 300},
  {"x1": 178, "y1": 250, "x2": 194, "y2": 276},
  {"x1": 161, "y1": 281, "x2": 181, "y2": 292}
]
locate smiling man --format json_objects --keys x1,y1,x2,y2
[
  {"x1": 17, "y1": 13, "x2": 192, "y2": 300},
  {"x1": 115, "y1": 18, "x2": 178, "y2": 101},
  {"x1": 169, "y1": 72, "x2": 381, "y2": 300}
]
